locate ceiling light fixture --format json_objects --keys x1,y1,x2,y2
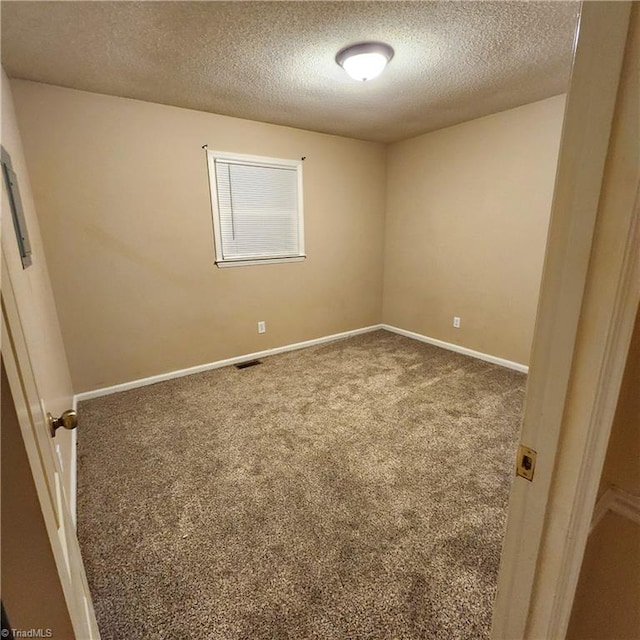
[{"x1": 336, "y1": 42, "x2": 394, "y2": 82}]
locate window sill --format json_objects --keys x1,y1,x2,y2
[{"x1": 215, "y1": 256, "x2": 306, "y2": 268}]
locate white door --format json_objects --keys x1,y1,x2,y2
[{"x1": 2, "y1": 251, "x2": 100, "y2": 639}]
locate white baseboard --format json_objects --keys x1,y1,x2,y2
[
  {"x1": 591, "y1": 486, "x2": 640, "y2": 533},
  {"x1": 70, "y1": 427, "x2": 77, "y2": 529},
  {"x1": 380, "y1": 324, "x2": 529, "y2": 373},
  {"x1": 74, "y1": 324, "x2": 384, "y2": 403},
  {"x1": 74, "y1": 323, "x2": 527, "y2": 405},
  {"x1": 70, "y1": 395, "x2": 78, "y2": 529}
]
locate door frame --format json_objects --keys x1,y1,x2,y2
[{"x1": 493, "y1": 2, "x2": 639, "y2": 638}]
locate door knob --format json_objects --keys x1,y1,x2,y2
[{"x1": 48, "y1": 409, "x2": 78, "y2": 437}]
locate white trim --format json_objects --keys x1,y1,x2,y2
[
  {"x1": 70, "y1": 427, "x2": 78, "y2": 530},
  {"x1": 70, "y1": 395, "x2": 78, "y2": 529},
  {"x1": 216, "y1": 256, "x2": 306, "y2": 268},
  {"x1": 296, "y1": 161, "x2": 305, "y2": 257},
  {"x1": 589, "y1": 487, "x2": 616, "y2": 533},
  {"x1": 74, "y1": 325, "x2": 383, "y2": 402},
  {"x1": 611, "y1": 489, "x2": 640, "y2": 526},
  {"x1": 207, "y1": 149, "x2": 302, "y2": 169},
  {"x1": 381, "y1": 324, "x2": 529, "y2": 373},
  {"x1": 74, "y1": 323, "x2": 530, "y2": 404},
  {"x1": 206, "y1": 150, "x2": 224, "y2": 262},
  {"x1": 591, "y1": 487, "x2": 640, "y2": 532}
]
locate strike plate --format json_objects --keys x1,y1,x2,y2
[{"x1": 516, "y1": 445, "x2": 537, "y2": 481}]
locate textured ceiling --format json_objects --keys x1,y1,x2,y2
[{"x1": 1, "y1": 1, "x2": 579, "y2": 143}]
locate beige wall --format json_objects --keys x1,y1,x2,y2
[
  {"x1": 10, "y1": 81, "x2": 387, "y2": 392},
  {"x1": 10, "y1": 83, "x2": 564, "y2": 391},
  {"x1": 1, "y1": 69, "x2": 75, "y2": 497},
  {"x1": 382, "y1": 95, "x2": 565, "y2": 365}
]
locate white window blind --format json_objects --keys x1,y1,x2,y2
[{"x1": 206, "y1": 151, "x2": 305, "y2": 267}]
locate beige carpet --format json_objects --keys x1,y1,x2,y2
[{"x1": 77, "y1": 330, "x2": 525, "y2": 639}]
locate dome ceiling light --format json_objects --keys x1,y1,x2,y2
[{"x1": 335, "y1": 42, "x2": 394, "y2": 82}]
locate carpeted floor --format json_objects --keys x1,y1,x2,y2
[{"x1": 77, "y1": 330, "x2": 526, "y2": 640}]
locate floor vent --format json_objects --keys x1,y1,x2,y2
[{"x1": 235, "y1": 359, "x2": 262, "y2": 370}]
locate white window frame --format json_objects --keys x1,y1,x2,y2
[{"x1": 206, "y1": 149, "x2": 305, "y2": 268}]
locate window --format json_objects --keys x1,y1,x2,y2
[{"x1": 206, "y1": 150, "x2": 305, "y2": 267}]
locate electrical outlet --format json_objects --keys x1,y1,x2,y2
[
  {"x1": 453, "y1": 316, "x2": 461, "y2": 328},
  {"x1": 257, "y1": 321, "x2": 266, "y2": 334}
]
